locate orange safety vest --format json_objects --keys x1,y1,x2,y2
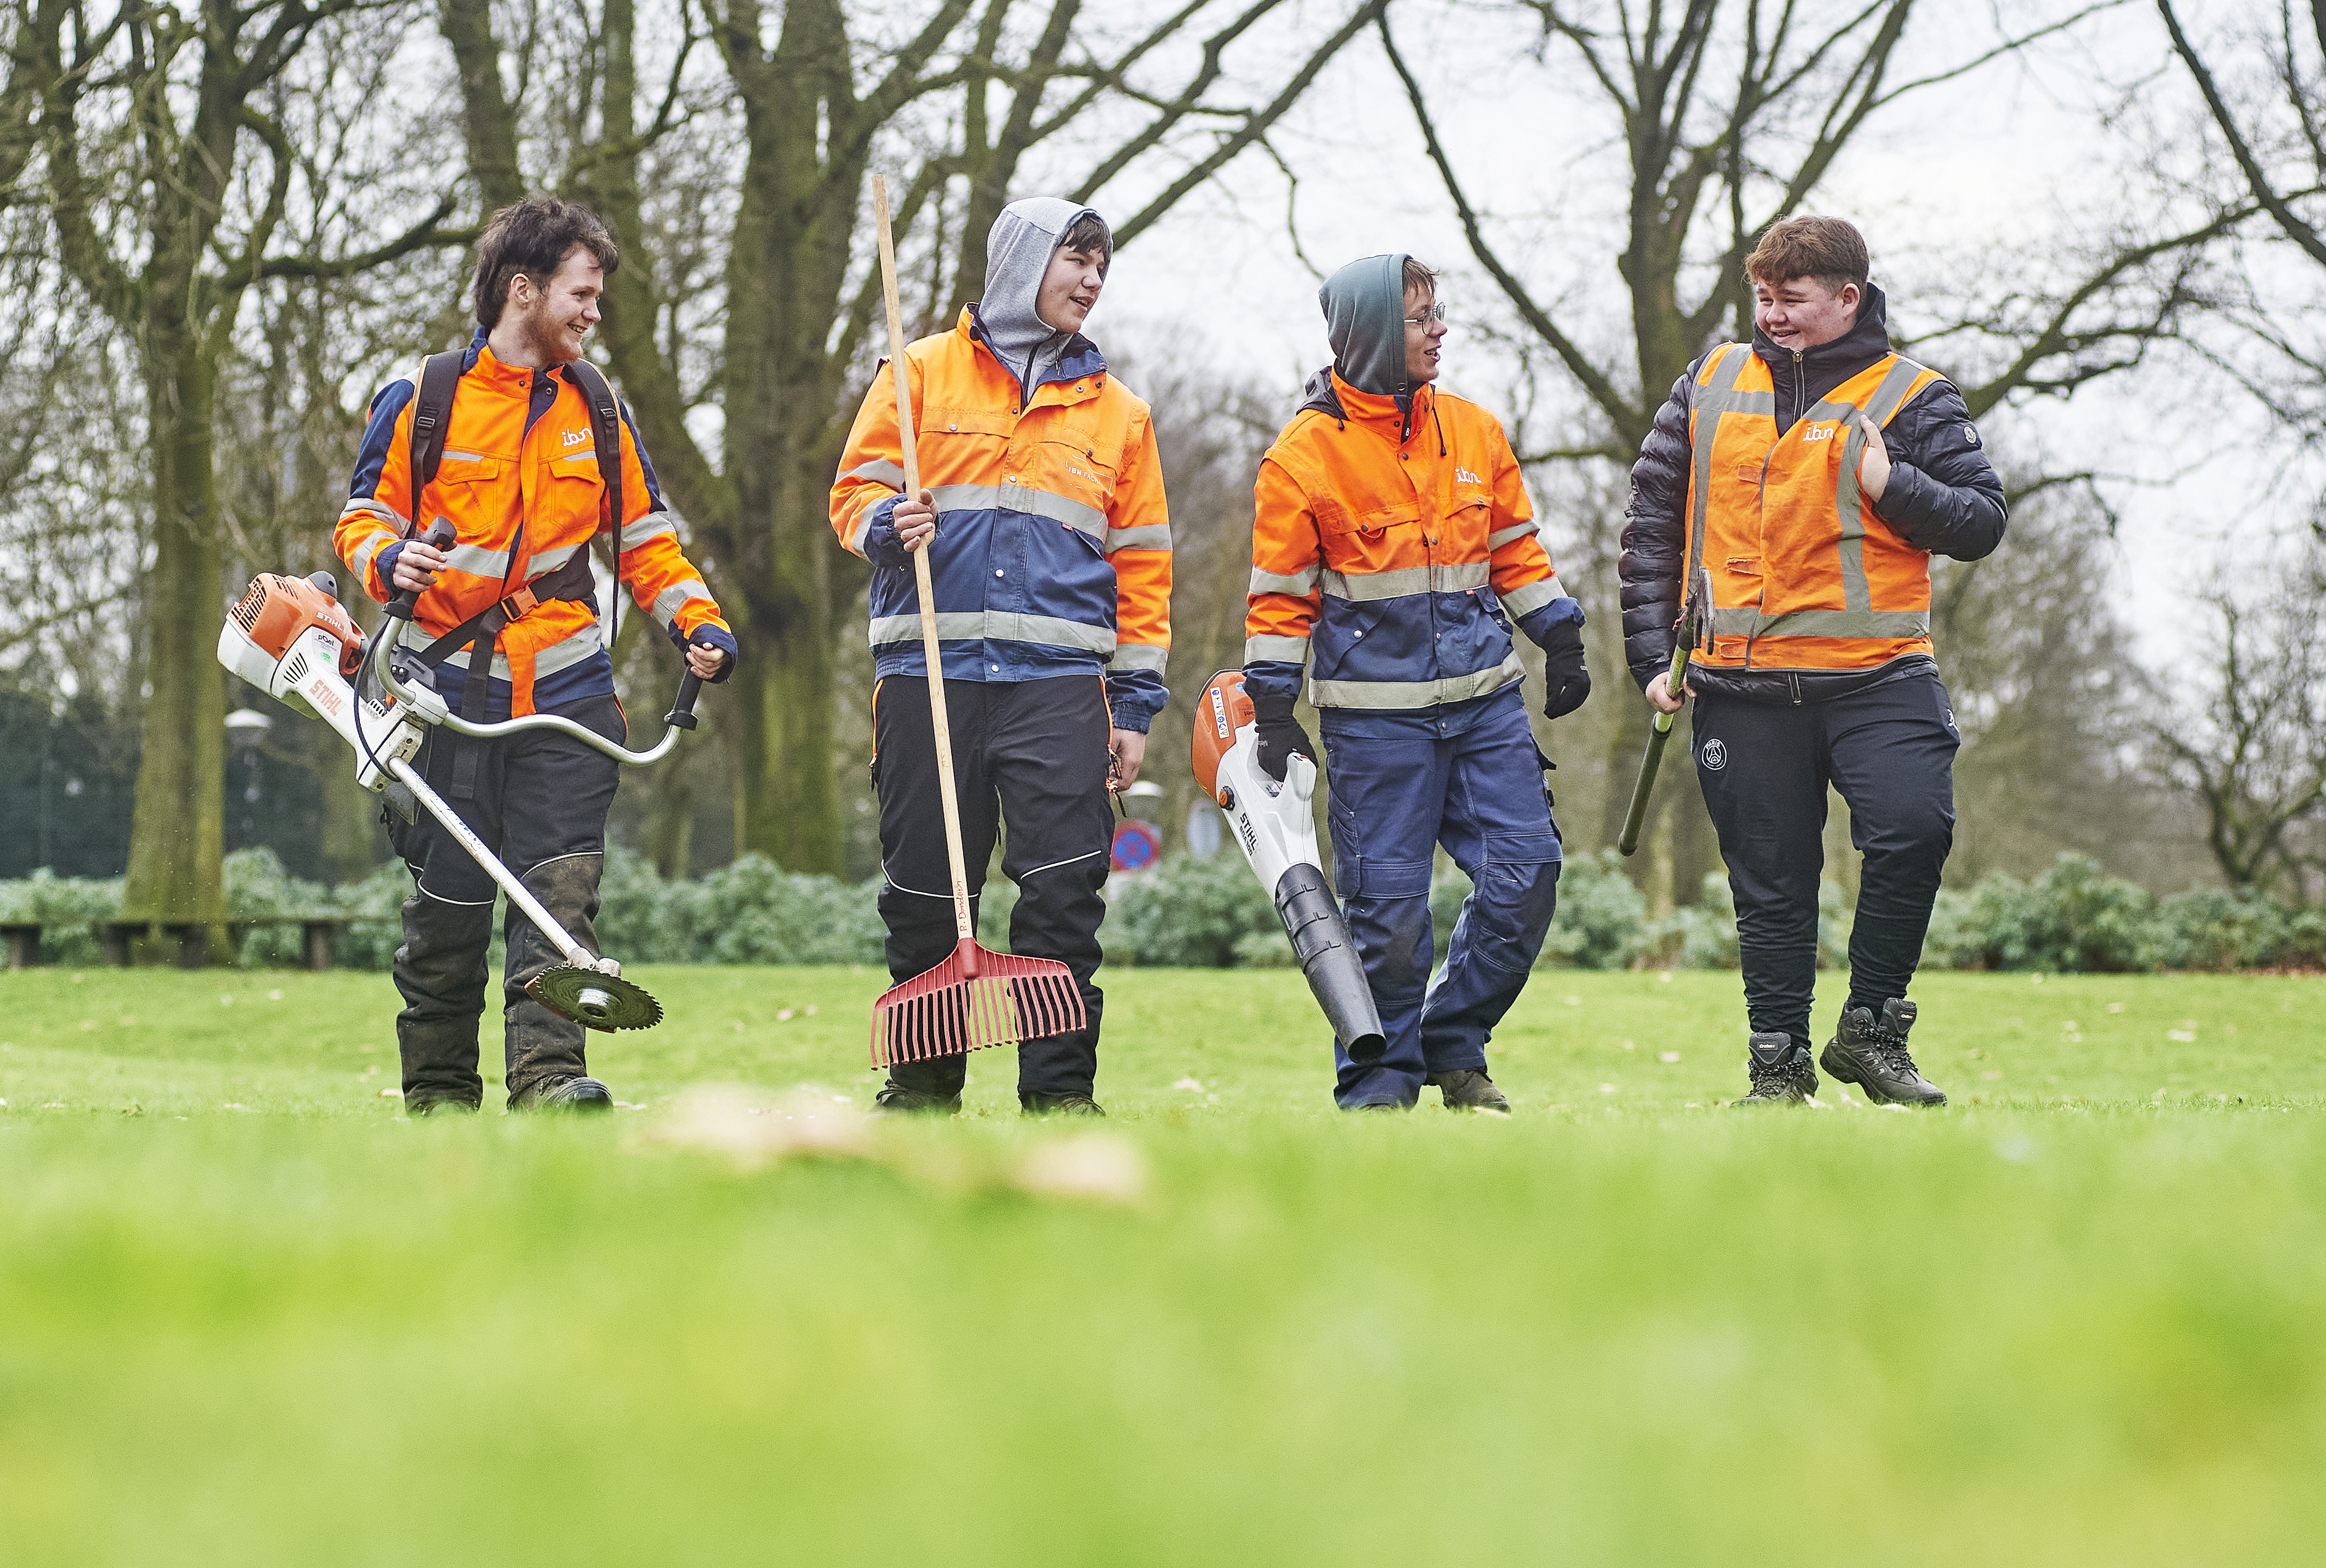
[{"x1": 1683, "y1": 343, "x2": 1944, "y2": 673}]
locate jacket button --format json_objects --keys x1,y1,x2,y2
[
  {"x1": 949, "y1": 423, "x2": 959, "y2": 432},
  {"x1": 995, "y1": 569, "x2": 1005, "y2": 578}
]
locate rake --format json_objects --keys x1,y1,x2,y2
[{"x1": 866, "y1": 172, "x2": 1088, "y2": 1069}]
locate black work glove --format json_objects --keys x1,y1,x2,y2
[
  {"x1": 1249, "y1": 689, "x2": 1316, "y2": 783},
  {"x1": 1539, "y1": 620, "x2": 1591, "y2": 720}
]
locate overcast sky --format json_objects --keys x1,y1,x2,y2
[{"x1": 1013, "y1": 0, "x2": 2321, "y2": 657}]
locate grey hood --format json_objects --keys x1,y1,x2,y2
[
  {"x1": 1318, "y1": 252, "x2": 1412, "y2": 406},
  {"x1": 977, "y1": 196, "x2": 1099, "y2": 396}
]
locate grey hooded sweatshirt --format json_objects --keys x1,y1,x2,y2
[
  {"x1": 978, "y1": 197, "x2": 1101, "y2": 399},
  {"x1": 1300, "y1": 252, "x2": 1424, "y2": 439}
]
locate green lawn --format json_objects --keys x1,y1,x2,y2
[{"x1": 3, "y1": 965, "x2": 2323, "y2": 1565}]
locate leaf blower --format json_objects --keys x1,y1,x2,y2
[
  {"x1": 215, "y1": 525, "x2": 706, "y2": 1031},
  {"x1": 1191, "y1": 670, "x2": 1384, "y2": 1064}
]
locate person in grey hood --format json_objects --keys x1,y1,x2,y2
[
  {"x1": 1243, "y1": 254, "x2": 1589, "y2": 1112},
  {"x1": 830, "y1": 197, "x2": 1173, "y2": 1117}
]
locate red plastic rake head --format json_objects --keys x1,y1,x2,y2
[{"x1": 870, "y1": 937, "x2": 1088, "y2": 1067}]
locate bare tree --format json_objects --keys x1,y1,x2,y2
[{"x1": 1378, "y1": 0, "x2": 2250, "y2": 904}]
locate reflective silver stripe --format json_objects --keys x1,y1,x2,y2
[
  {"x1": 393, "y1": 619, "x2": 603, "y2": 685},
  {"x1": 1244, "y1": 634, "x2": 1310, "y2": 663},
  {"x1": 1710, "y1": 606, "x2": 1930, "y2": 640},
  {"x1": 843, "y1": 512, "x2": 873, "y2": 558},
  {"x1": 1251, "y1": 566, "x2": 1319, "y2": 596},
  {"x1": 1321, "y1": 560, "x2": 1491, "y2": 602},
  {"x1": 444, "y1": 543, "x2": 510, "y2": 578},
  {"x1": 619, "y1": 512, "x2": 677, "y2": 550},
  {"x1": 1308, "y1": 652, "x2": 1527, "y2": 710},
  {"x1": 341, "y1": 497, "x2": 404, "y2": 530},
  {"x1": 1685, "y1": 344, "x2": 1751, "y2": 589},
  {"x1": 1486, "y1": 522, "x2": 1538, "y2": 550},
  {"x1": 929, "y1": 482, "x2": 1106, "y2": 541},
  {"x1": 867, "y1": 611, "x2": 1116, "y2": 654},
  {"x1": 440, "y1": 449, "x2": 489, "y2": 464},
  {"x1": 351, "y1": 535, "x2": 388, "y2": 576},
  {"x1": 653, "y1": 579, "x2": 710, "y2": 627},
  {"x1": 846, "y1": 458, "x2": 907, "y2": 490},
  {"x1": 527, "y1": 543, "x2": 582, "y2": 575},
  {"x1": 1105, "y1": 525, "x2": 1172, "y2": 555},
  {"x1": 1827, "y1": 358, "x2": 1928, "y2": 616},
  {"x1": 1499, "y1": 578, "x2": 1565, "y2": 618},
  {"x1": 1692, "y1": 389, "x2": 1776, "y2": 415},
  {"x1": 1107, "y1": 642, "x2": 1168, "y2": 672}
]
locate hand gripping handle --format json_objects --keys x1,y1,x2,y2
[{"x1": 385, "y1": 517, "x2": 455, "y2": 621}]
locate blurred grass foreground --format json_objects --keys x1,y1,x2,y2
[{"x1": 3, "y1": 964, "x2": 2323, "y2": 1566}]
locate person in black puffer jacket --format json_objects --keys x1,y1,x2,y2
[{"x1": 1616, "y1": 216, "x2": 2005, "y2": 1110}]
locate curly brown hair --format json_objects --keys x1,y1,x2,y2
[{"x1": 472, "y1": 196, "x2": 621, "y2": 329}]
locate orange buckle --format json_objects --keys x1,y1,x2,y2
[{"x1": 499, "y1": 585, "x2": 539, "y2": 621}]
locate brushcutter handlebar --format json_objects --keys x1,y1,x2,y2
[
  {"x1": 665, "y1": 670, "x2": 703, "y2": 731},
  {"x1": 384, "y1": 518, "x2": 455, "y2": 621}
]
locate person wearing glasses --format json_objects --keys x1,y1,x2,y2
[{"x1": 1242, "y1": 255, "x2": 1590, "y2": 1112}]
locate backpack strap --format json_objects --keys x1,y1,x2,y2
[
  {"x1": 407, "y1": 350, "x2": 466, "y2": 530},
  {"x1": 564, "y1": 358, "x2": 628, "y2": 661}
]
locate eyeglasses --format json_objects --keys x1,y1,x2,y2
[{"x1": 1403, "y1": 302, "x2": 1448, "y2": 328}]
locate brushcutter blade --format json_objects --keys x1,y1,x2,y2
[
  {"x1": 529, "y1": 965, "x2": 664, "y2": 1031},
  {"x1": 870, "y1": 937, "x2": 1087, "y2": 1067}
]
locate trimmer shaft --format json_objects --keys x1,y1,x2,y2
[{"x1": 528, "y1": 966, "x2": 664, "y2": 1031}]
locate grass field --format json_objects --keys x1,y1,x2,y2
[{"x1": 4, "y1": 964, "x2": 2323, "y2": 1565}]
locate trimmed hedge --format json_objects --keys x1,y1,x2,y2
[{"x1": 5, "y1": 847, "x2": 2322, "y2": 974}]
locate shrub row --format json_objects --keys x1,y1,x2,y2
[{"x1": 1, "y1": 848, "x2": 2318, "y2": 974}]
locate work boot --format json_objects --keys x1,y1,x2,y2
[
  {"x1": 514, "y1": 1074, "x2": 615, "y2": 1111},
  {"x1": 1822, "y1": 998, "x2": 1947, "y2": 1107},
  {"x1": 1023, "y1": 1094, "x2": 1105, "y2": 1116},
  {"x1": 1428, "y1": 1068, "x2": 1512, "y2": 1114},
  {"x1": 871, "y1": 1082, "x2": 963, "y2": 1116},
  {"x1": 1731, "y1": 1032, "x2": 1818, "y2": 1106},
  {"x1": 404, "y1": 1095, "x2": 479, "y2": 1118}
]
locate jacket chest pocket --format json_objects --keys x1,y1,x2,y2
[
  {"x1": 543, "y1": 451, "x2": 609, "y2": 534},
  {"x1": 425, "y1": 454, "x2": 508, "y2": 535},
  {"x1": 1033, "y1": 406, "x2": 1119, "y2": 510},
  {"x1": 1323, "y1": 502, "x2": 1420, "y2": 571},
  {"x1": 922, "y1": 407, "x2": 1013, "y2": 483}
]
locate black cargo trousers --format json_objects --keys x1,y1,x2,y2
[
  {"x1": 873, "y1": 674, "x2": 1114, "y2": 1107},
  {"x1": 384, "y1": 695, "x2": 624, "y2": 1111},
  {"x1": 1691, "y1": 667, "x2": 1960, "y2": 1053}
]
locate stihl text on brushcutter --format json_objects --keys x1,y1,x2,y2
[
  {"x1": 1192, "y1": 671, "x2": 1385, "y2": 1064},
  {"x1": 216, "y1": 533, "x2": 707, "y2": 1030}
]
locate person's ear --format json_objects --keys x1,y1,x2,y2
[{"x1": 1839, "y1": 281, "x2": 1862, "y2": 313}]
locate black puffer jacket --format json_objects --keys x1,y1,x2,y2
[{"x1": 1616, "y1": 283, "x2": 2006, "y2": 703}]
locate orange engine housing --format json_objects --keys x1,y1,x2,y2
[
  {"x1": 1190, "y1": 668, "x2": 1255, "y2": 802},
  {"x1": 227, "y1": 574, "x2": 366, "y2": 678}
]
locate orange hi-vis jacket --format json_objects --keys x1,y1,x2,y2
[
  {"x1": 830, "y1": 307, "x2": 1171, "y2": 727},
  {"x1": 336, "y1": 344, "x2": 729, "y2": 717},
  {"x1": 1244, "y1": 373, "x2": 1571, "y2": 711},
  {"x1": 1684, "y1": 342, "x2": 1945, "y2": 672}
]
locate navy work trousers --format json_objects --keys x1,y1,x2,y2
[
  {"x1": 873, "y1": 675, "x2": 1114, "y2": 1106},
  {"x1": 1691, "y1": 667, "x2": 1960, "y2": 1051},
  {"x1": 1320, "y1": 686, "x2": 1563, "y2": 1108}
]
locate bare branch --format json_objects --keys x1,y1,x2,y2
[{"x1": 2161, "y1": 0, "x2": 2326, "y2": 269}]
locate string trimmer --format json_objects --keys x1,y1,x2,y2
[
  {"x1": 216, "y1": 540, "x2": 706, "y2": 1030},
  {"x1": 864, "y1": 172, "x2": 1088, "y2": 1069}
]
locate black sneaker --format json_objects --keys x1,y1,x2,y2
[
  {"x1": 1428, "y1": 1068, "x2": 1512, "y2": 1114},
  {"x1": 1023, "y1": 1094, "x2": 1105, "y2": 1117},
  {"x1": 1822, "y1": 999, "x2": 1947, "y2": 1107},
  {"x1": 871, "y1": 1083, "x2": 963, "y2": 1116},
  {"x1": 1732, "y1": 1032, "x2": 1817, "y2": 1106},
  {"x1": 520, "y1": 1075, "x2": 615, "y2": 1112}
]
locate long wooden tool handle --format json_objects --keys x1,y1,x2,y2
[
  {"x1": 873, "y1": 175, "x2": 975, "y2": 943},
  {"x1": 1617, "y1": 640, "x2": 1691, "y2": 857}
]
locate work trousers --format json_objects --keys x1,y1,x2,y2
[
  {"x1": 1691, "y1": 668, "x2": 1959, "y2": 1051},
  {"x1": 385, "y1": 696, "x2": 624, "y2": 1109},
  {"x1": 873, "y1": 675, "x2": 1114, "y2": 1105},
  {"x1": 1320, "y1": 687, "x2": 1563, "y2": 1109}
]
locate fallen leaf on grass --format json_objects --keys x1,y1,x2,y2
[
  {"x1": 635, "y1": 1085, "x2": 874, "y2": 1170},
  {"x1": 2167, "y1": 1030, "x2": 2196, "y2": 1042},
  {"x1": 1658, "y1": 1051, "x2": 1681, "y2": 1063},
  {"x1": 1171, "y1": 1077, "x2": 1206, "y2": 1092},
  {"x1": 379, "y1": 1088, "x2": 402, "y2": 1099},
  {"x1": 1011, "y1": 1134, "x2": 1149, "y2": 1207}
]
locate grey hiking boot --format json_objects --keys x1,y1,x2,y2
[
  {"x1": 1428, "y1": 1068, "x2": 1512, "y2": 1114},
  {"x1": 1822, "y1": 999, "x2": 1947, "y2": 1107},
  {"x1": 1732, "y1": 1032, "x2": 1818, "y2": 1106},
  {"x1": 515, "y1": 1074, "x2": 615, "y2": 1111},
  {"x1": 1023, "y1": 1094, "x2": 1105, "y2": 1117},
  {"x1": 871, "y1": 1083, "x2": 962, "y2": 1116}
]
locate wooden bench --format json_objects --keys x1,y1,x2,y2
[
  {"x1": 1, "y1": 920, "x2": 45, "y2": 970},
  {"x1": 89, "y1": 917, "x2": 363, "y2": 971}
]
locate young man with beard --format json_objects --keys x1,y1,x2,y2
[
  {"x1": 1618, "y1": 215, "x2": 2007, "y2": 1107},
  {"x1": 831, "y1": 198, "x2": 1171, "y2": 1116},
  {"x1": 1244, "y1": 256, "x2": 1589, "y2": 1112},
  {"x1": 336, "y1": 196, "x2": 738, "y2": 1114}
]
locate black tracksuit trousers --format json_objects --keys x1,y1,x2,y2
[
  {"x1": 873, "y1": 675, "x2": 1114, "y2": 1105},
  {"x1": 384, "y1": 696, "x2": 624, "y2": 1110},
  {"x1": 1691, "y1": 668, "x2": 1959, "y2": 1053}
]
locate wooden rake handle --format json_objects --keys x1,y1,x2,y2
[{"x1": 872, "y1": 174, "x2": 976, "y2": 946}]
